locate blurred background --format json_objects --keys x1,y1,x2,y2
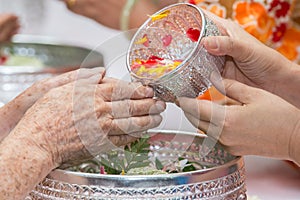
[{"x1": 0, "y1": 0, "x2": 300, "y2": 199}]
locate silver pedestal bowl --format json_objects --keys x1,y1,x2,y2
[
  {"x1": 29, "y1": 130, "x2": 247, "y2": 200},
  {"x1": 127, "y1": 3, "x2": 225, "y2": 102}
]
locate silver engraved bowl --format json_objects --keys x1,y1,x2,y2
[
  {"x1": 126, "y1": 3, "x2": 225, "y2": 102},
  {"x1": 29, "y1": 130, "x2": 247, "y2": 200},
  {"x1": 0, "y1": 35, "x2": 103, "y2": 105}
]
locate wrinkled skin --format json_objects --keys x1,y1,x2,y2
[
  {"x1": 0, "y1": 14, "x2": 19, "y2": 42},
  {"x1": 0, "y1": 68, "x2": 166, "y2": 199},
  {"x1": 24, "y1": 75, "x2": 165, "y2": 166},
  {"x1": 0, "y1": 67, "x2": 105, "y2": 141},
  {"x1": 178, "y1": 13, "x2": 300, "y2": 166}
]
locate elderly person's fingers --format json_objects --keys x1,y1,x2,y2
[
  {"x1": 108, "y1": 133, "x2": 144, "y2": 147},
  {"x1": 73, "y1": 68, "x2": 105, "y2": 84},
  {"x1": 97, "y1": 79, "x2": 154, "y2": 100},
  {"x1": 108, "y1": 114, "x2": 163, "y2": 136},
  {"x1": 23, "y1": 67, "x2": 105, "y2": 104},
  {"x1": 0, "y1": 67, "x2": 105, "y2": 139},
  {"x1": 36, "y1": 67, "x2": 105, "y2": 89},
  {"x1": 105, "y1": 99, "x2": 166, "y2": 119}
]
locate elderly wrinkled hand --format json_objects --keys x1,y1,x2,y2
[
  {"x1": 0, "y1": 13, "x2": 19, "y2": 42},
  {"x1": 15, "y1": 75, "x2": 165, "y2": 166},
  {"x1": 0, "y1": 67, "x2": 105, "y2": 141},
  {"x1": 0, "y1": 68, "x2": 166, "y2": 199}
]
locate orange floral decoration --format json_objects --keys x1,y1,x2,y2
[
  {"x1": 232, "y1": 1, "x2": 275, "y2": 44},
  {"x1": 188, "y1": 0, "x2": 226, "y2": 18},
  {"x1": 185, "y1": 0, "x2": 299, "y2": 62},
  {"x1": 207, "y1": 4, "x2": 226, "y2": 18},
  {"x1": 276, "y1": 26, "x2": 300, "y2": 62}
]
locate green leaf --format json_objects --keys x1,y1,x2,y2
[
  {"x1": 133, "y1": 155, "x2": 149, "y2": 162},
  {"x1": 99, "y1": 157, "x2": 122, "y2": 175},
  {"x1": 182, "y1": 164, "x2": 196, "y2": 172},
  {"x1": 70, "y1": 136, "x2": 154, "y2": 175},
  {"x1": 126, "y1": 161, "x2": 151, "y2": 170},
  {"x1": 155, "y1": 158, "x2": 164, "y2": 170}
]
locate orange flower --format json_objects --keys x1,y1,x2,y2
[
  {"x1": 233, "y1": 1, "x2": 275, "y2": 43},
  {"x1": 207, "y1": 4, "x2": 226, "y2": 18},
  {"x1": 276, "y1": 25, "x2": 300, "y2": 62},
  {"x1": 193, "y1": 2, "x2": 226, "y2": 18}
]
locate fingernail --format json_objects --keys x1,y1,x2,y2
[
  {"x1": 156, "y1": 101, "x2": 166, "y2": 111},
  {"x1": 204, "y1": 37, "x2": 219, "y2": 50},
  {"x1": 145, "y1": 87, "x2": 154, "y2": 97},
  {"x1": 153, "y1": 115, "x2": 162, "y2": 123}
]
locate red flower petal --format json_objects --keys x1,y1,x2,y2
[
  {"x1": 162, "y1": 34, "x2": 172, "y2": 47},
  {"x1": 189, "y1": 0, "x2": 197, "y2": 5},
  {"x1": 275, "y1": 2, "x2": 290, "y2": 18},
  {"x1": 0, "y1": 56, "x2": 7, "y2": 65},
  {"x1": 186, "y1": 28, "x2": 200, "y2": 42},
  {"x1": 268, "y1": 0, "x2": 290, "y2": 17},
  {"x1": 272, "y1": 23, "x2": 287, "y2": 42},
  {"x1": 149, "y1": 55, "x2": 163, "y2": 61},
  {"x1": 131, "y1": 63, "x2": 142, "y2": 70},
  {"x1": 269, "y1": 0, "x2": 280, "y2": 12}
]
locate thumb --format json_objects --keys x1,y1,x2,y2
[
  {"x1": 202, "y1": 36, "x2": 255, "y2": 62},
  {"x1": 79, "y1": 67, "x2": 106, "y2": 84},
  {"x1": 222, "y1": 79, "x2": 255, "y2": 104}
]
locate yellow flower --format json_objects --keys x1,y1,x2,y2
[{"x1": 150, "y1": 10, "x2": 170, "y2": 21}]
